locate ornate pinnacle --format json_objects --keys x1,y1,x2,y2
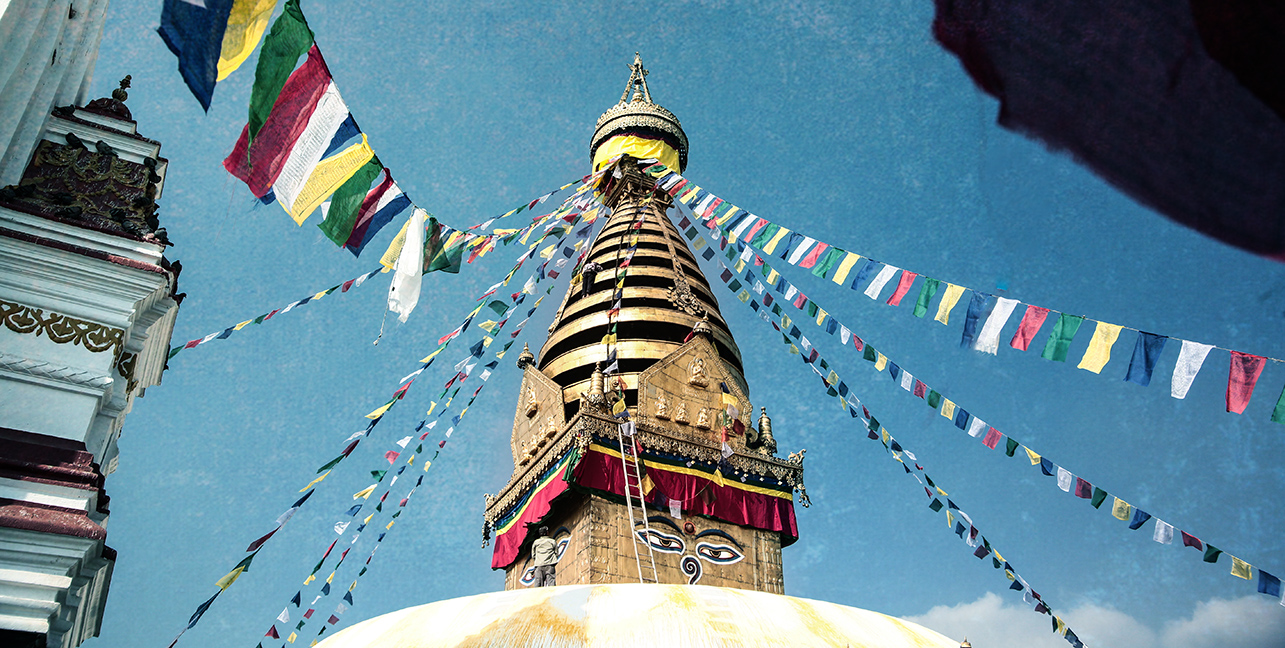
[
  {"x1": 618, "y1": 52, "x2": 653, "y2": 105},
  {"x1": 112, "y1": 75, "x2": 131, "y2": 102}
]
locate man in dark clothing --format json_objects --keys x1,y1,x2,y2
[
  {"x1": 531, "y1": 525, "x2": 558, "y2": 587},
  {"x1": 581, "y1": 262, "x2": 602, "y2": 298}
]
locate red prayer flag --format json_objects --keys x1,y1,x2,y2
[
  {"x1": 345, "y1": 170, "x2": 397, "y2": 248},
  {"x1": 1227, "y1": 351, "x2": 1267, "y2": 414},
  {"x1": 702, "y1": 197, "x2": 723, "y2": 218},
  {"x1": 223, "y1": 46, "x2": 332, "y2": 197},
  {"x1": 246, "y1": 526, "x2": 280, "y2": 553},
  {"x1": 886, "y1": 271, "x2": 919, "y2": 306},
  {"x1": 303, "y1": 609, "x2": 315, "y2": 619},
  {"x1": 853, "y1": 336, "x2": 865, "y2": 352},
  {"x1": 184, "y1": 339, "x2": 201, "y2": 349},
  {"x1": 1074, "y1": 477, "x2": 1093, "y2": 498},
  {"x1": 265, "y1": 626, "x2": 280, "y2": 639},
  {"x1": 792, "y1": 292, "x2": 808, "y2": 309},
  {"x1": 328, "y1": 615, "x2": 340, "y2": 625},
  {"x1": 799, "y1": 242, "x2": 830, "y2": 269},
  {"x1": 913, "y1": 380, "x2": 927, "y2": 398},
  {"x1": 743, "y1": 218, "x2": 768, "y2": 241},
  {"x1": 1010, "y1": 305, "x2": 1051, "y2": 351},
  {"x1": 982, "y1": 427, "x2": 1003, "y2": 449},
  {"x1": 341, "y1": 279, "x2": 355, "y2": 292},
  {"x1": 1182, "y1": 531, "x2": 1203, "y2": 550},
  {"x1": 384, "y1": 451, "x2": 399, "y2": 464}
]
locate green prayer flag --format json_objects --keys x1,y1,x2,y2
[
  {"x1": 1203, "y1": 544, "x2": 1223, "y2": 563},
  {"x1": 486, "y1": 300, "x2": 509, "y2": 316},
  {"x1": 927, "y1": 390, "x2": 942, "y2": 408},
  {"x1": 1040, "y1": 313, "x2": 1086, "y2": 362},
  {"x1": 929, "y1": 499, "x2": 943, "y2": 512},
  {"x1": 424, "y1": 220, "x2": 463, "y2": 274},
  {"x1": 1005, "y1": 438, "x2": 1019, "y2": 457},
  {"x1": 725, "y1": 245, "x2": 737, "y2": 261},
  {"x1": 317, "y1": 158, "x2": 382, "y2": 245},
  {"x1": 247, "y1": 0, "x2": 315, "y2": 146},
  {"x1": 809, "y1": 247, "x2": 844, "y2": 279},
  {"x1": 316, "y1": 454, "x2": 344, "y2": 473},
  {"x1": 1090, "y1": 487, "x2": 1109, "y2": 509},
  {"x1": 913, "y1": 278, "x2": 941, "y2": 318},
  {"x1": 867, "y1": 417, "x2": 879, "y2": 431},
  {"x1": 864, "y1": 345, "x2": 878, "y2": 362},
  {"x1": 806, "y1": 301, "x2": 819, "y2": 317},
  {"x1": 370, "y1": 470, "x2": 387, "y2": 480},
  {"x1": 1272, "y1": 384, "x2": 1285, "y2": 424},
  {"x1": 750, "y1": 223, "x2": 779, "y2": 249}
]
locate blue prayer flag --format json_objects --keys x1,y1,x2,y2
[
  {"x1": 320, "y1": 115, "x2": 361, "y2": 159},
  {"x1": 1040, "y1": 457, "x2": 1056, "y2": 476},
  {"x1": 850, "y1": 259, "x2": 878, "y2": 291},
  {"x1": 348, "y1": 194, "x2": 412, "y2": 256},
  {"x1": 954, "y1": 408, "x2": 970, "y2": 430},
  {"x1": 1258, "y1": 571, "x2": 1282, "y2": 597},
  {"x1": 1128, "y1": 509, "x2": 1152, "y2": 530},
  {"x1": 157, "y1": 0, "x2": 235, "y2": 111},
  {"x1": 888, "y1": 363, "x2": 900, "y2": 381},
  {"x1": 959, "y1": 291, "x2": 991, "y2": 348},
  {"x1": 1124, "y1": 331, "x2": 1168, "y2": 387}
]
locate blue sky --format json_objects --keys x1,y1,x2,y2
[{"x1": 87, "y1": 2, "x2": 1284, "y2": 646}]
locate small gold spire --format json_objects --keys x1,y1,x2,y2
[
  {"x1": 112, "y1": 75, "x2": 131, "y2": 102},
  {"x1": 516, "y1": 343, "x2": 535, "y2": 369},
  {"x1": 959, "y1": 639, "x2": 972, "y2": 648},
  {"x1": 618, "y1": 52, "x2": 653, "y2": 105}
]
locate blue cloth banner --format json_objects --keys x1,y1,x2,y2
[{"x1": 157, "y1": 0, "x2": 235, "y2": 111}]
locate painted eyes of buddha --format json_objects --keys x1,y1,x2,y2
[
  {"x1": 694, "y1": 542, "x2": 743, "y2": 565},
  {"x1": 637, "y1": 528, "x2": 686, "y2": 554},
  {"x1": 634, "y1": 520, "x2": 746, "y2": 565}
]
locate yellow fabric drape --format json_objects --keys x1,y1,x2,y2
[
  {"x1": 592, "y1": 134, "x2": 681, "y2": 173},
  {"x1": 287, "y1": 135, "x2": 374, "y2": 224},
  {"x1": 935, "y1": 283, "x2": 966, "y2": 325},
  {"x1": 217, "y1": 0, "x2": 277, "y2": 80},
  {"x1": 1077, "y1": 321, "x2": 1124, "y2": 374}
]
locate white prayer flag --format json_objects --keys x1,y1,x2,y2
[
  {"x1": 1153, "y1": 520, "x2": 1174, "y2": 544},
  {"x1": 839, "y1": 325, "x2": 851, "y2": 345},
  {"x1": 1171, "y1": 340, "x2": 1214, "y2": 399},
  {"x1": 864, "y1": 265, "x2": 899, "y2": 299},
  {"x1": 1057, "y1": 467, "x2": 1073, "y2": 492},
  {"x1": 277, "y1": 609, "x2": 290, "y2": 624},
  {"x1": 388, "y1": 208, "x2": 426, "y2": 323},
  {"x1": 787, "y1": 236, "x2": 816, "y2": 264},
  {"x1": 334, "y1": 521, "x2": 350, "y2": 535},
  {"x1": 899, "y1": 371, "x2": 914, "y2": 392},
  {"x1": 973, "y1": 297, "x2": 1020, "y2": 354},
  {"x1": 669, "y1": 498, "x2": 682, "y2": 519},
  {"x1": 721, "y1": 442, "x2": 734, "y2": 458},
  {"x1": 967, "y1": 416, "x2": 987, "y2": 438}
]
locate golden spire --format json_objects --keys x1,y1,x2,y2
[{"x1": 619, "y1": 52, "x2": 653, "y2": 104}]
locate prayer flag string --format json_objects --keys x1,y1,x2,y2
[
  {"x1": 675, "y1": 194, "x2": 1284, "y2": 608},
  {"x1": 648, "y1": 164, "x2": 1285, "y2": 423}
]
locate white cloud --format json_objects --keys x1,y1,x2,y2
[{"x1": 905, "y1": 592, "x2": 1285, "y2": 648}]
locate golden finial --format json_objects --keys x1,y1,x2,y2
[
  {"x1": 516, "y1": 342, "x2": 534, "y2": 369},
  {"x1": 959, "y1": 639, "x2": 971, "y2": 648},
  {"x1": 618, "y1": 52, "x2": 653, "y2": 105},
  {"x1": 112, "y1": 75, "x2": 131, "y2": 102}
]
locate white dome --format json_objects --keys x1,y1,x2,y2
[{"x1": 317, "y1": 584, "x2": 959, "y2": 648}]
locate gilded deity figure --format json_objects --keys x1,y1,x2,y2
[
  {"x1": 525, "y1": 387, "x2": 539, "y2": 417},
  {"x1": 695, "y1": 407, "x2": 710, "y2": 429},
  {"x1": 675, "y1": 401, "x2": 688, "y2": 424},
  {"x1": 655, "y1": 393, "x2": 669, "y2": 419},
  {"x1": 688, "y1": 358, "x2": 709, "y2": 387}
]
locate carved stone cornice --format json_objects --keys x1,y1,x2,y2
[
  {"x1": 0, "y1": 352, "x2": 113, "y2": 390},
  {"x1": 1, "y1": 298, "x2": 123, "y2": 357}
]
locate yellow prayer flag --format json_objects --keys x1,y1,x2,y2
[
  {"x1": 941, "y1": 398, "x2": 957, "y2": 419},
  {"x1": 1077, "y1": 321, "x2": 1124, "y2": 374},
  {"x1": 935, "y1": 486, "x2": 948, "y2": 496},
  {"x1": 711, "y1": 465, "x2": 728, "y2": 488},
  {"x1": 407, "y1": 454, "x2": 414, "y2": 465},
  {"x1": 233, "y1": 319, "x2": 254, "y2": 330},
  {"x1": 788, "y1": 344, "x2": 800, "y2": 355},
  {"x1": 832, "y1": 253, "x2": 862, "y2": 285},
  {"x1": 419, "y1": 347, "x2": 446, "y2": 364},
  {"x1": 353, "y1": 485, "x2": 377, "y2": 500},
  {"x1": 601, "y1": 333, "x2": 617, "y2": 344},
  {"x1": 380, "y1": 217, "x2": 412, "y2": 270},
  {"x1": 881, "y1": 429, "x2": 890, "y2": 444},
  {"x1": 875, "y1": 353, "x2": 888, "y2": 371},
  {"x1": 765, "y1": 268, "x2": 780, "y2": 284},
  {"x1": 946, "y1": 510, "x2": 954, "y2": 528},
  {"x1": 1055, "y1": 617, "x2": 1067, "y2": 636},
  {"x1": 303, "y1": 574, "x2": 315, "y2": 585},
  {"x1": 300, "y1": 470, "x2": 331, "y2": 492},
  {"x1": 325, "y1": 572, "x2": 334, "y2": 584},
  {"x1": 363, "y1": 513, "x2": 373, "y2": 525},
  {"x1": 423, "y1": 460, "x2": 432, "y2": 471},
  {"x1": 934, "y1": 284, "x2": 966, "y2": 325},
  {"x1": 286, "y1": 136, "x2": 374, "y2": 224},
  {"x1": 641, "y1": 473, "x2": 655, "y2": 495},
  {"x1": 287, "y1": 632, "x2": 297, "y2": 644},
  {"x1": 386, "y1": 520, "x2": 396, "y2": 530},
  {"x1": 679, "y1": 186, "x2": 702, "y2": 204},
  {"x1": 781, "y1": 314, "x2": 792, "y2": 329},
  {"x1": 1231, "y1": 556, "x2": 1253, "y2": 580},
  {"x1": 816, "y1": 308, "x2": 827, "y2": 326},
  {"x1": 216, "y1": 0, "x2": 277, "y2": 80},
  {"x1": 1112, "y1": 497, "x2": 1132, "y2": 521},
  {"x1": 612, "y1": 399, "x2": 626, "y2": 415},
  {"x1": 1025, "y1": 447, "x2": 1042, "y2": 466},
  {"x1": 722, "y1": 393, "x2": 738, "y2": 406},
  {"x1": 733, "y1": 258, "x2": 746, "y2": 273},
  {"x1": 478, "y1": 320, "x2": 499, "y2": 334},
  {"x1": 313, "y1": 290, "x2": 328, "y2": 300},
  {"x1": 215, "y1": 565, "x2": 246, "y2": 590},
  {"x1": 426, "y1": 401, "x2": 437, "y2": 416},
  {"x1": 365, "y1": 401, "x2": 395, "y2": 420},
  {"x1": 716, "y1": 206, "x2": 740, "y2": 226},
  {"x1": 763, "y1": 227, "x2": 792, "y2": 255},
  {"x1": 539, "y1": 244, "x2": 556, "y2": 259}
]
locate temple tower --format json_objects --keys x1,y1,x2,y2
[
  {"x1": 0, "y1": 71, "x2": 179, "y2": 648},
  {"x1": 484, "y1": 55, "x2": 804, "y2": 593}
]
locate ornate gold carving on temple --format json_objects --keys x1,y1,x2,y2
[
  {"x1": 687, "y1": 357, "x2": 709, "y2": 387},
  {"x1": 695, "y1": 408, "x2": 710, "y2": 429},
  {"x1": 525, "y1": 388, "x2": 539, "y2": 417},
  {"x1": 666, "y1": 275, "x2": 706, "y2": 317},
  {"x1": 674, "y1": 401, "x2": 688, "y2": 424},
  {"x1": 1, "y1": 298, "x2": 123, "y2": 356},
  {"x1": 578, "y1": 363, "x2": 607, "y2": 413},
  {"x1": 654, "y1": 393, "x2": 669, "y2": 419}
]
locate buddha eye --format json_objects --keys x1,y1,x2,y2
[
  {"x1": 635, "y1": 528, "x2": 686, "y2": 554},
  {"x1": 555, "y1": 538, "x2": 569, "y2": 560},
  {"x1": 695, "y1": 542, "x2": 744, "y2": 565},
  {"x1": 519, "y1": 567, "x2": 536, "y2": 586}
]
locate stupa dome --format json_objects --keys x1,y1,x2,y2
[{"x1": 315, "y1": 584, "x2": 958, "y2": 647}]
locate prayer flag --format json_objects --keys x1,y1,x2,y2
[
  {"x1": 832, "y1": 252, "x2": 862, "y2": 285},
  {"x1": 1124, "y1": 331, "x2": 1168, "y2": 386},
  {"x1": 1227, "y1": 351, "x2": 1267, "y2": 414},
  {"x1": 786, "y1": 236, "x2": 816, "y2": 264},
  {"x1": 1111, "y1": 497, "x2": 1131, "y2": 521},
  {"x1": 799, "y1": 242, "x2": 830, "y2": 269},
  {"x1": 1074, "y1": 477, "x2": 1093, "y2": 498},
  {"x1": 1090, "y1": 487, "x2": 1108, "y2": 509},
  {"x1": 285, "y1": 134, "x2": 375, "y2": 224},
  {"x1": 218, "y1": 0, "x2": 278, "y2": 82},
  {"x1": 1272, "y1": 384, "x2": 1285, "y2": 424},
  {"x1": 1153, "y1": 520, "x2": 1174, "y2": 544},
  {"x1": 912, "y1": 278, "x2": 940, "y2": 318},
  {"x1": 967, "y1": 417, "x2": 987, "y2": 438},
  {"x1": 1077, "y1": 321, "x2": 1124, "y2": 373},
  {"x1": 387, "y1": 209, "x2": 426, "y2": 322},
  {"x1": 863, "y1": 265, "x2": 899, "y2": 300},
  {"x1": 1057, "y1": 467, "x2": 1073, "y2": 492},
  {"x1": 318, "y1": 158, "x2": 383, "y2": 246},
  {"x1": 849, "y1": 259, "x2": 878, "y2": 290},
  {"x1": 1009, "y1": 304, "x2": 1051, "y2": 351},
  {"x1": 1128, "y1": 509, "x2": 1152, "y2": 530},
  {"x1": 1181, "y1": 531, "x2": 1203, "y2": 550},
  {"x1": 934, "y1": 283, "x2": 966, "y2": 325},
  {"x1": 245, "y1": 0, "x2": 315, "y2": 145},
  {"x1": 959, "y1": 291, "x2": 991, "y2": 348},
  {"x1": 974, "y1": 297, "x2": 1019, "y2": 354},
  {"x1": 216, "y1": 552, "x2": 257, "y2": 590},
  {"x1": 1171, "y1": 340, "x2": 1214, "y2": 399},
  {"x1": 1258, "y1": 571, "x2": 1281, "y2": 597},
  {"x1": 158, "y1": 0, "x2": 237, "y2": 111},
  {"x1": 1231, "y1": 556, "x2": 1252, "y2": 580},
  {"x1": 1040, "y1": 313, "x2": 1085, "y2": 362},
  {"x1": 982, "y1": 427, "x2": 1003, "y2": 449},
  {"x1": 1203, "y1": 544, "x2": 1223, "y2": 563},
  {"x1": 886, "y1": 271, "x2": 918, "y2": 306},
  {"x1": 1025, "y1": 447, "x2": 1041, "y2": 465}
]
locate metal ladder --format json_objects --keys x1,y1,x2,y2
[{"x1": 617, "y1": 423, "x2": 658, "y2": 584}]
